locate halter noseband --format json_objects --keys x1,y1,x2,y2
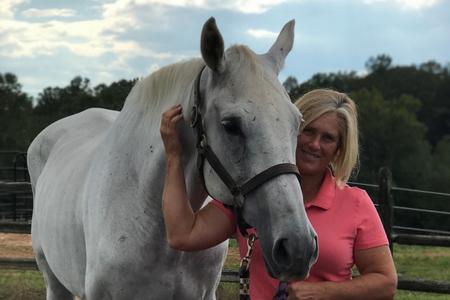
[{"x1": 190, "y1": 66, "x2": 301, "y2": 234}]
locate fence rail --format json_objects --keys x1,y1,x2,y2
[
  {"x1": 0, "y1": 258, "x2": 37, "y2": 270},
  {"x1": 1, "y1": 167, "x2": 450, "y2": 294},
  {"x1": 0, "y1": 181, "x2": 33, "y2": 222},
  {"x1": 392, "y1": 233, "x2": 450, "y2": 247},
  {"x1": 0, "y1": 222, "x2": 30, "y2": 233}
]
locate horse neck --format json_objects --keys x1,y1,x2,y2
[{"x1": 105, "y1": 60, "x2": 205, "y2": 206}]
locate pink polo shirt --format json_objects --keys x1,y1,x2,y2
[{"x1": 211, "y1": 169, "x2": 388, "y2": 299}]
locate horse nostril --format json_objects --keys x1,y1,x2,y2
[
  {"x1": 313, "y1": 235, "x2": 319, "y2": 260},
  {"x1": 273, "y1": 238, "x2": 292, "y2": 268}
]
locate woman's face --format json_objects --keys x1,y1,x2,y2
[{"x1": 296, "y1": 112, "x2": 341, "y2": 177}]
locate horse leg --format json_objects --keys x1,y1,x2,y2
[{"x1": 35, "y1": 248, "x2": 74, "y2": 300}]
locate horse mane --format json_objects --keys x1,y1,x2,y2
[
  {"x1": 116, "y1": 58, "x2": 204, "y2": 138},
  {"x1": 121, "y1": 58, "x2": 204, "y2": 117}
]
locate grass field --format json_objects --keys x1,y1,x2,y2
[{"x1": 0, "y1": 242, "x2": 449, "y2": 299}]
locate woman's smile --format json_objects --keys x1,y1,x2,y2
[{"x1": 301, "y1": 148, "x2": 321, "y2": 160}]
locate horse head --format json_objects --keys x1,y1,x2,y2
[{"x1": 195, "y1": 18, "x2": 318, "y2": 281}]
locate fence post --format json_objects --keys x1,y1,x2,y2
[
  {"x1": 12, "y1": 193, "x2": 17, "y2": 221},
  {"x1": 13, "y1": 152, "x2": 28, "y2": 182},
  {"x1": 13, "y1": 152, "x2": 18, "y2": 182},
  {"x1": 378, "y1": 167, "x2": 394, "y2": 254}
]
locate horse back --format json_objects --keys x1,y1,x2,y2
[{"x1": 27, "y1": 108, "x2": 118, "y2": 189}]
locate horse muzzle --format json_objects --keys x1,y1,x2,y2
[{"x1": 264, "y1": 227, "x2": 318, "y2": 281}]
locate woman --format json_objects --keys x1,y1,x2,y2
[{"x1": 160, "y1": 89, "x2": 397, "y2": 299}]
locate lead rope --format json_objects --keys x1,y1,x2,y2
[
  {"x1": 239, "y1": 233, "x2": 257, "y2": 300},
  {"x1": 272, "y1": 281, "x2": 289, "y2": 300}
]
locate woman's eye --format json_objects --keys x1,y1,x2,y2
[
  {"x1": 302, "y1": 128, "x2": 314, "y2": 136},
  {"x1": 322, "y1": 134, "x2": 337, "y2": 143},
  {"x1": 222, "y1": 119, "x2": 242, "y2": 135}
]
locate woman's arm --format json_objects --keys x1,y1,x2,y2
[
  {"x1": 287, "y1": 245, "x2": 397, "y2": 300},
  {"x1": 160, "y1": 104, "x2": 234, "y2": 251}
]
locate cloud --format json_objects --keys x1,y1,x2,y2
[
  {"x1": 1, "y1": 0, "x2": 290, "y2": 60},
  {"x1": 216, "y1": 0, "x2": 288, "y2": 14},
  {"x1": 363, "y1": 0, "x2": 442, "y2": 10},
  {"x1": 0, "y1": 0, "x2": 290, "y2": 61},
  {"x1": 102, "y1": 0, "x2": 287, "y2": 15},
  {"x1": 0, "y1": 1, "x2": 175, "y2": 60},
  {"x1": 246, "y1": 28, "x2": 278, "y2": 39},
  {"x1": 0, "y1": 0, "x2": 289, "y2": 96},
  {"x1": 0, "y1": 0, "x2": 27, "y2": 18},
  {"x1": 22, "y1": 8, "x2": 77, "y2": 18}
]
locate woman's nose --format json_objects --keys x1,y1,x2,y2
[{"x1": 309, "y1": 135, "x2": 321, "y2": 149}]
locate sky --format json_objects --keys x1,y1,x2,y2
[{"x1": 1, "y1": 0, "x2": 449, "y2": 99}]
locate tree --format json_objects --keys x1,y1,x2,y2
[
  {"x1": 94, "y1": 79, "x2": 136, "y2": 111},
  {"x1": 0, "y1": 73, "x2": 33, "y2": 151},
  {"x1": 365, "y1": 54, "x2": 392, "y2": 74},
  {"x1": 283, "y1": 76, "x2": 298, "y2": 99},
  {"x1": 284, "y1": 72, "x2": 360, "y2": 102},
  {"x1": 419, "y1": 60, "x2": 443, "y2": 74},
  {"x1": 430, "y1": 136, "x2": 450, "y2": 193},
  {"x1": 32, "y1": 76, "x2": 96, "y2": 136},
  {"x1": 352, "y1": 88, "x2": 432, "y2": 188}
]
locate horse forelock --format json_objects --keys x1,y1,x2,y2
[
  {"x1": 226, "y1": 44, "x2": 285, "y2": 102},
  {"x1": 226, "y1": 45, "x2": 264, "y2": 77}
]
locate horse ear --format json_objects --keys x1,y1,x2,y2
[
  {"x1": 263, "y1": 19, "x2": 295, "y2": 75},
  {"x1": 201, "y1": 17, "x2": 225, "y2": 73}
]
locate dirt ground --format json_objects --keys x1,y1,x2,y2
[
  {"x1": 0, "y1": 232, "x2": 243, "y2": 277},
  {"x1": 0, "y1": 233, "x2": 33, "y2": 259},
  {"x1": 0, "y1": 233, "x2": 241, "y2": 264}
]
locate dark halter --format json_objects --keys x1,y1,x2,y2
[{"x1": 190, "y1": 66, "x2": 301, "y2": 236}]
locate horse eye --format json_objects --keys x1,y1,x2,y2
[{"x1": 221, "y1": 118, "x2": 242, "y2": 135}]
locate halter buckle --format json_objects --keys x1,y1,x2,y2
[
  {"x1": 199, "y1": 134, "x2": 208, "y2": 148},
  {"x1": 190, "y1": 104, "x2": 199, "y2": 128},
  {"x1": 233, "y1": 193, "x2": 245, "y2": 207}
]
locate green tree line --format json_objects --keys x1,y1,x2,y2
[
  {"x1": 285, "y1": 55, "x2": 450, "y2": 191},
  {"x1": 1, "y1": 54, "x2": 449, "y2": 231},
  {"x1": 283, "y1": 55, "x2": 450, "y2": 232}
]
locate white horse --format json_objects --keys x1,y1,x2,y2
[{"x1": 27, "y1": 18, "x2": 317, "y2": 299}]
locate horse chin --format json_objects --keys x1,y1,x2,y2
[
  {"x1": 263, "y1": 258, "x2": 310, "y2": 282},
  {"x1": 256, "y1": 227, "x2": 317, "y2": 281}
]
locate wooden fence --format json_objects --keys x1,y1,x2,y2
[
  {"x1": 355, "y1": 167, "x2": 450, "y2": 293},
  {"x1": 0, "y1": 182, "x2": 32, "y2": 222},
  {"x1": 375, "y1": 167, "x2": 450, "y2": 250},
  {"x1": 0, "y1": 151, "x2": 29, "y2": 182},
  {"x1": 1, "y1": 167, "x2": 450, "y2": 294}
]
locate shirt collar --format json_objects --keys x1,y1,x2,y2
[{"x1": 304, "y1": 168, "x2": 335, "y2": 210}]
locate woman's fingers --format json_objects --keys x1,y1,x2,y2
[
  {"x1": 160, "y1": 104, "x2": 184, "y2": 157},
  {"x1": 171, "y1": 112, "x2": 183, "y2": 123},
  {"x1": 161, "y1": 105, "x2": 182, "y2": 123},
  {"x1": 162, "y1": 105, "x2": 179, "y2": 117},
  {"x1": 162, "y1": 105, "x2": 182, "y2": 125}
]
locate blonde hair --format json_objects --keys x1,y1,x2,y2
[{"x1": 294, "y1": 89, "x2": 359, "y2": 187}]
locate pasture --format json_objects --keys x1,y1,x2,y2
[{"x1": 1, "y1": 233, "x2": 449, "y2": 299}]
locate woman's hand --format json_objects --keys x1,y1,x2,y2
[
  {"x1": 287, "y1": 281, "x2": 327, "y2": 300},
  {"x1": 160, "y1": 104, "x2": 184, "y2": 157},
  {"x1": 287, "y1": 246, "x2": 397, "y2": 300}
]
